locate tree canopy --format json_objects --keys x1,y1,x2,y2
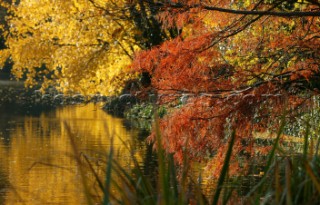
[
  {"x1": 0, "y1": 0, "x2": 143, "y2": 95},
  {"x1": 0, "y1": 0, "x2": 182, "y2": 94},
  {"x1": 132, "y1": 0, "x2": 320, "y2": 173},
  {"x1": 1, "y1": 0, "x2": 320, "y2": 174}
]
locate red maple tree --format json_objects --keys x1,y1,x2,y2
[{"x1": 132, "y1": 0, "x2": 320, "y2": 175}]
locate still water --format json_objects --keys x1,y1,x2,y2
[{"x1": 0, "y1": 103, "x2": 151, "y2": 204}]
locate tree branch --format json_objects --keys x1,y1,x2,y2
[{"x1": 165, "y1": 2, "x2": 320, "y2": 17}]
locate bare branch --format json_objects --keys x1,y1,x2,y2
[{"x1": 164, "y1": 2, "x2": 320, "y2": 17}]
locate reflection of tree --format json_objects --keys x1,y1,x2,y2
[
  {"x1": 0, "y1": 113, "x2": 14, "y2": 147},
  {"x1": 120, "y1": 116, "x2": 158, "y2": 186},
  {"x1": 0, "y1": 104, "x2": 147, "y2": 204},
  {"x1": 142, "y1": 143, "x2": 158, "y2": 182},
  {"x1": 0, "y1": 166, "x2": 9, "y2": 205}
]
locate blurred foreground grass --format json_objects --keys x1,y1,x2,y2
[{"x1": 64, "y1": 113, "x2": 320, "y2": 205}]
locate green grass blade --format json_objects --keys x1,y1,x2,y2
[
  {"x1": 168, "y1": 154, "x2": 179, "y2": 201},
  {"x1": 303, "y1": 121, "x2": 310, "y2": 161},
  {"x1": 64, "y1": 122, "x2": 94, "y2": 205},
  {"x1": 212, "y1": 130, "x2": 236, "y2": 205},
  {"x1": 264, "y1": 115, "x2": 285, "y2": 173},
  {"x1": 275, "y1": 160, "x2": 281, "y2": 204},
  {"x1": 178, "y1": 136, "x2": 190, "y2": 205},
  {"x1": 103, "y1": 138, "x2": 114, "y2": 205},
  {"x1": 81, "y1": 153, "x2": 105, "y2": 191},
  {"x1": 154, "y1": 106, "x2": 170, "y2": 205},
  {"x1": 305, "y1": 162, "x2": 320, "y2": 193},
  {"x1": 285, "y1": 158, "x2": 292, "y2": 205}
]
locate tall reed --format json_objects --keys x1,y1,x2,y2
[{"x1": 66, "y1": 115, "x2": 320, "y2": 205}]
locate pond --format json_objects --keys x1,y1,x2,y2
[{"x1": 0, "y1": 103, "x2": 153, "y2": 204}]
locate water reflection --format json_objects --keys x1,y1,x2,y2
[{"x1": 0, "y1": 104, "x2": 148, "y2": 204}]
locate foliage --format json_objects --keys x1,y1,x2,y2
[
  {"x1": 0, "y1": 0, "x2": 11, "y2": 49},
  {"x1": 0, "y1": 0, "x2": 141, "y2": 95},
  {"x1": 1, "y1": 0, "x2": 320, "y2": 187},
  {"x1": 0, "y1": 0, "x2": 179, "y2": 95},
  {"x1": 124, "y1": 102, "x2": 153, "y2": 119},
  {"x1": 124, "y1": 102, "x2": 167, "y2": 119},
  {"x1": 132, "y1": 0, "x2": 320, "y2": 173},
  {"x1": 103, "y1": 94, "x2": 139, "y2": 116}
]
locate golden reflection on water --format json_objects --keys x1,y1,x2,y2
[{"x1": 0, "y1": 104, "x2": 143, "y2": 204}]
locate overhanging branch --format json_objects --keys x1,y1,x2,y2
[{"x1": 166, "y1": 3, "x2": 320, "y2": 17}]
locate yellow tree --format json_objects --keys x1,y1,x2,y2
[
  {"x1": 0, "y1": 1, "x2": 10, "y2": 49},
  {"x1": 0, "y1": 0, "x2": 141, "y2": 95}
]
